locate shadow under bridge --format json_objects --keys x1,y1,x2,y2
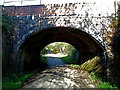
[{"x1": 19, "y1": 27, "x2": 105, "y2": 71}]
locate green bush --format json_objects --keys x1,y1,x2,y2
[
  {"x1": 41, "y1": 56, "x2": 47, "y2": 64},
  {"x1": 2, "y1": 72, "x2": 33, "y2": 89},
  {"x1": 41, "y1": 42, "x2": 75, "y2": 55},
  {"x1": 78, "y1": 56, "x2": 102, "y2": 73},
  {"x1": 97, "y1": 82, "x2": 118, "y2": 88},
  {"x1": 70, "y1": 56, "x2": 103, "y2": 74},
  {"x1": 60, "y1": 55, "x2": 75, "y2": 64},
  {"x1": 89, "y1": 72, "x2": 118, "y2": 89}
]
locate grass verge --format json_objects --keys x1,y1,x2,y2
[
  {"x1": 60, "y1": 55, "x2": 75, "y2": 64},
  {"x1": 41, "y1": 56, "x2": 47, "y2": 64},
  {"x1": 89, "y1": 72, "x2": 118, "y2": 88},
  {"x1": 70, "y1": 64, "x2": 118, "y2": 89},
  {"x1": 2, "y1": 72, "x2": 34, "y2": 89}
]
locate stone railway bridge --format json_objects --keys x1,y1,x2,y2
[{"x1": 3, "y1": 2, "x2": 116, "y2": 71}]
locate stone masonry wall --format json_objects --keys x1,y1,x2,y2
[{"x1": 2, "y1": 2, "x2": 116, "y2": 72}]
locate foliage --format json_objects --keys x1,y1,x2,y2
[
  {"x1": 2, "y1": 14, "x2": 13, "y2": 32},
  {"x1": 89, "y1": 72, "x2": 102, "y2": 81},
  {"x1": 97, "y1": 82, "x2": 118, "y2": 88},
  {"x1": 89, "y1": 72, "x2": 118, "y2": 89},
  {"x1": 41, "y1": 42, "x2": 77, "y2": 64},
  {"x1": 2, "y1": 14, "x2": 14, "y2": 74},
  {"x1": 2, "y1": 14, "x2": 13, "y2": 44},
  {"x1": 41, "y1": 42, "x2": 75, "y2": 55},
  {"x1": 109, "y1": 17, "x2": 118, "y2": 29},
  {"x1": 60, "y1": 48, "x2": 77, "y2": 64},
  {"x1": 69, "y1": 64, "x2": 118, "y2": 88},
  {"x1": 79, "y1": 56, "x2": 103, "y2": 73},
  {"x1": 2, "y1": 72, "x2": 34, "y2": 89},
  {"x1": 60, "y1": 55, "x2": 75, "y2": 64},
  {"x1": 109, "y1": 5, "x2": 120, "y2": 29},
  {"x1": 41, "y1": 55, "x2": 47, "y2": 64},
  {"x1": 70, "y1": 64, "x2": 80, "y2": 67},
  {"x1": 2, "y1": 14, "x2": 13, "y2": 41},
  {"x1": 70, "y1": 56, "x2": 103, "y2": 74}
]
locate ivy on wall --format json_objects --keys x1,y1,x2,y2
[{"x1": 2, "y1": 14, "x2": 14, "y2": 74}]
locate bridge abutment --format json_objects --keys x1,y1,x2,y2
[{"x1": 2, "y1": 2, "x2": 117, "y2": 84}]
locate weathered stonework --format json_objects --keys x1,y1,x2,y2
[{"x1": 2, "y1": 2, "x2": 116, "y2": 72}]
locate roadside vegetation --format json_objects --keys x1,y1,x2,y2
[
  {"x1": 60, "y1": 55, "x2": 75, "y2": 64},
  {"x1": 69, "y1": 60, "x2": 119, "y2": 89},
  {"x1": 70, "y1": 63, "x2": 118, "y2": 88},
  {"x1": 40, "y1": 42, "x2": 76, "y2": 64},
  {"x1": 2, "y1": 72, "x2": 34, "y2": 89},
  {"x1": 2, "y1": 14, "x2": 14, "y2": 74},
  {"x1": 41, "y1": 42, "x2": 75, "y2": 55},
  {"x1": 40, "y1": 42, "x2": 119, "y2": 88},
  {"x1": 41, "y1": 55, "x2": 47, "y2": 64},
  {"x1": 2, "y1": 4, "x2": 120, "y2": 89},
  {"x1": 89, "y1": 72, "x2": 118, "y2": 88},
  {"x1": 71, "y1": 56, "x2": 103, "y2": 74}
]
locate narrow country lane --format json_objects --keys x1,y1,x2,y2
[
  {"x1": 46, "y1": 57, "x2": 66, "y2": 68},
  {"x1": 22, "y1": 54, "x2": 98, "y2": 88}
]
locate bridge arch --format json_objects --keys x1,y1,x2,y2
[{"x1": 19, "y1": 27, "x2": 105, "y2": 70}]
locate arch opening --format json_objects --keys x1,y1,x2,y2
[
  {"x1": 19, "y1": 27, "x2": 105, "y2": 71},
  {"x1": 40, "y1": 42, "x2": 79, "y2": 68}
]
